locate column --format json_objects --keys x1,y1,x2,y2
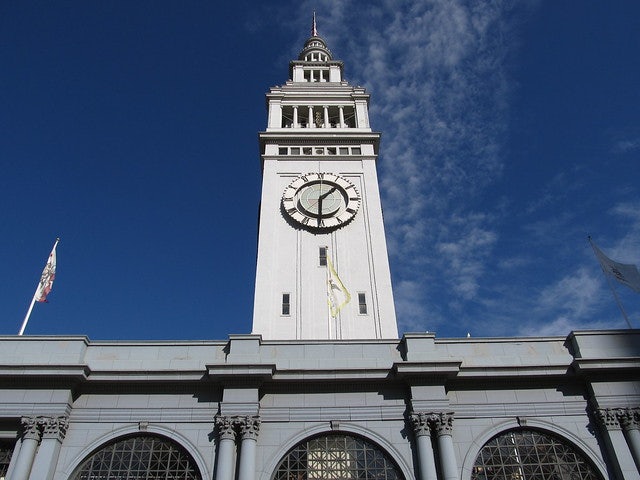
[
  {"x1": 215, "y1": 415, "x2": 238, "y2": 480},
  {"x1": 237, "y1": 415, "x2": 261, "y2": 480},
  {"x1": 308, "y1": 106, "x2": 314, "y2": 128},
  {"x1": 338, "y1": 106, "x2": 345, "y2": 128},
  {"x1": 28, "y1": 416, "x2": 69, "y2": 480},
  {"x1": 323, "y1": 106, "x2": 329, "y2": 128},
  {"x1": 432, "y1": 412, "x2": 458, "y2": 480},
  {"x1": 596, "y1": 408, "x2": 640, "y2": 480},
  {"x1": 410, "y1": 412, "x2": 437, "y2": 480},
  {"x1": 293, "y1": 106, "x2": 298, "y2": 128},
  {"x1": 11, "y1": 417, "x2": 41, "y2": 480},
  {"x1": 620, "y1": 408, "x2": 640, "y2": 472}
]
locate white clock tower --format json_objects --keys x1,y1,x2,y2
[{"x1": 252, "y1": 17, "x2": 398, "y2": 340}]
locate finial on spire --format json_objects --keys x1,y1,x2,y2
[{"x1": 311, "y1": 12, "x2": 318, "y2": 37}]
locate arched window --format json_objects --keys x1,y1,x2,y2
[
  {"x1": 472, "y1": 429, "x2": 602, "y2": 480},
  {"x1": 273, "y1": 433, "x2": 404, "y2": 480},
  {"x1": 70, "y1": 434, "x2": 201, "y2": 480},
  {"x1": 0, "y1": 439, "x2": 15, "y2": 480}
]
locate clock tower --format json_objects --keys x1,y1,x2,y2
[{"x1": 252, "y1": 17, "x2": 397, "y2": 340}]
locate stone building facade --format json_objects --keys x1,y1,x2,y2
[{"x1": 1, "y1": 21, "x2": 639, "y2": 480}]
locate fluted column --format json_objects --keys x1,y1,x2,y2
[
  {"x1": 237, "y1": 415, "x2": 261, "y2": 480},
  {"x1": 215, "y1": 415, "x2": 238, "y2": 480},
  {"x1": 619, "y1": 408, "x2": 640, "y2": 472},
  {"x1": 11, "y1": 417, "x2": 41, "y2": 480},
  {"x1": 432, "y1": 412, "x2": 458, "y2": 480},
  {"x1": 410, "y1": 412, "x2": 437, "y2": 480},
  {"x1": 29, "y1": 416, "x2": 69, "y2": 480},
  {"x1": 596, "y1": 408, "x2": 640, "y2": 480}
]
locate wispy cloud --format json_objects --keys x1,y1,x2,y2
[
  {"x1": 612, "y1": 137, "x2": 640, "y2": 154},
  {"x1": 302, "y1": 1, "x2": 526, "y2": 332}
]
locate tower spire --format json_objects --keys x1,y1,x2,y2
[{"x1": 311, "y1": 12, "x2": 318, "y2": 37}]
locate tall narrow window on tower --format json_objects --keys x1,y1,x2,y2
[
  {"x1": 358, "y1": 293, "x2": 368, "y2": 315},
  {"x1": 282, "y1": 294, "x2": 291, "y2": 316},
  {"x1": 319, "y1": 247, "x2": 327, "y2": 266}
]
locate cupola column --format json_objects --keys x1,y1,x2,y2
[
  {"x1": 293, "y1": 106, "x2": 299, "y2": 128},
  {"x1": 339, "y1": 106, "x2": 345, "y2": 128},
  {"x1": 308, "y1": 106, "x2": 314, "y2": 128},
  {"x1": 323, "y1": 106, "x2": 329, "y2": 128}
]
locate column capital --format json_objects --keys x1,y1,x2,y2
[
  {"x1": 410, "y1": 412, "x2": 431, "y2": 437},
  {"x1": 20, "y1": 416, "x2": 42, "y2": 442},
  {"x1": 595, "y1": 408, "x2": 622, "y2": 431},
  {"x1": 618, "y1": 407, "x2": 640, "y2": 432},
  {"x1": 215, "y1": 415, "x2": 238, "y2": 441},
  {"x1": 238, "y1": 415, "x2": 261, "y2": 441},
  {"x1": 40, "y1": 415, "x2": 69, "y2": 441},
  {"x1": 430, "y1": 412, "x2": 455, "y2": 436}
]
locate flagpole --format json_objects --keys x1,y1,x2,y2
[
  {"x1": 19, "y1": 238, "x2": 60, "y2": 336},
  {"x1": 588, "y1": 236, "x2": 633, "y2": 329}
]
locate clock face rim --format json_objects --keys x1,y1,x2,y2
[{"x1": 282, "y1": 172, "x2": 361, "y2": 231}]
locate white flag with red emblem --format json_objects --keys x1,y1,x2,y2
[{"x1": 35, "y1": 240, "x2": 58, "y2": 302}]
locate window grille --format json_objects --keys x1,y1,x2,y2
[
  {"x1": 273, "y1": 433, "x2": 404, "y2": 480},
  {"x1": 0, "y1": 440, "x2": 14, "y2": 479},
  {"x1": 472, "y1": 429, "x2": 602, "y2": 480},
  {"x1": 71, "y1": 434, "x2": 201, "y2": 480}
]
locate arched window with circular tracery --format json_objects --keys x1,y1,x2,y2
[
  {"x1": 70, "y1": 433, "x2": 201, "y2": 480},
  {"x1": 472, "y1": 429, "x2": 603, "y2": 480},
  {"x1": 273, "y1": 433, "x2": 405, "y2": 480}
]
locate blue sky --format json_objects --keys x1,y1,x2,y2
[{"x1": 1, "y1": 1, "x2": 638, "y2": 340}]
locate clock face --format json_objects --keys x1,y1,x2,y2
[{"x1": 282, "y1": 173, "x2": 360, "y2": 230}]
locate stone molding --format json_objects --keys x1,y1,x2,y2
[
  {"x1": 215, "y1": 414, "x2": 261, "y2": 441},
  {"x1": 21, "y1": 415, "x2": 69, "y2": 442},
  {"x1": 410, "y1": 411, "x2": 455, "y2": 437},
  {"x1": 595, "y1": 407, "x2": 640, "y2": 431}
]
